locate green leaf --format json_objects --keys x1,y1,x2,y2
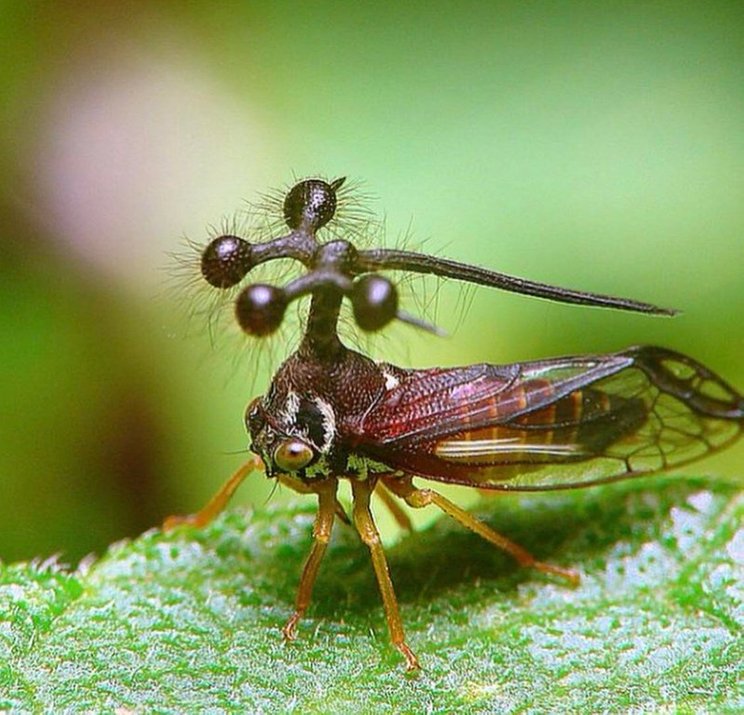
[{"x1": 2, "y1": 477, "x2": 742, "y2": 713}]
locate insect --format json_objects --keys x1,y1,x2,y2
[{"x1": 166, "y1": 176, "x2": 744, "y2": 671}]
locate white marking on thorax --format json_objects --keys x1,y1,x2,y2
[
  {"x1": 279, "y1": 391, "x2": 301, "y2": 425},
  {"x1": 382, "y1": 370, "x2": 400, "y2": 391},
  {"x1": 312, "y1": 396, "x2": 337, "y2": 453}
]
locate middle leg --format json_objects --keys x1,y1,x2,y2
[{"x1": 351, "y1": 478, "x2": 420, "y2": 671}]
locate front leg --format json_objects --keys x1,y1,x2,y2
[
  {"x1": 278, "y1": 472, "x2": 350, "y2": 524},
  {"x1": 163, "y1": 456, "x2": 263, "y2": 530},
  {"x1": 282, "y1": 477, "x2": 339, "y2": 641}
]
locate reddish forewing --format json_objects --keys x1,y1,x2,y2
[{"x1": 356, "y1": 346, "x2": 743, "y2": 491}]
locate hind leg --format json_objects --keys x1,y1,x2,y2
[{"x1": 383, "y1": 476, "x2": 579, "y2": 585}]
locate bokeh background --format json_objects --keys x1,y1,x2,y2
[{"x1": 1, "y1": 1, "x2": 742, "y2": 563}]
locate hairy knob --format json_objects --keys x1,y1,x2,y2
[
  {"x1": 283, "y1": 177, "x2": 345, "y2": 232},
  {"x1": 235, "y1": 284, "x2": 286, "y2": 336},
  {"x1": 351, "y1": 274, "x2": 398, "y2": 331},
  {"x1": 201, "y1": 236, "x2": 254, "y2": 289}
]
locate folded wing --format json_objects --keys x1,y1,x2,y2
[{"x1": 358, "y1": 346, "x2": 743, "y2": 490}]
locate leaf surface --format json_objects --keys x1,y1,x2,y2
[{"x1": 1, "y1": 478, "x2": 742, "y2": 713}]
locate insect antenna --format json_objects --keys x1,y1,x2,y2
[{"x1": 264, "y1": 477, "x2": 281, "y2": 507}]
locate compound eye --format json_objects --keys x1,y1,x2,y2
[{"x1": 273, "y1": 439, "x2": 314, "y2": 472}]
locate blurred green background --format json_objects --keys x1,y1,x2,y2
[{"x1": 0, "y1": 1, "x2": 742, "y2": 564}]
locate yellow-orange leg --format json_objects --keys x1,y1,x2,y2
[
  {"x1": 163, "y1": 456, "x2": 263, "y2": 530},
  {"x1": 278, "y1": 472, "x2": 350, "y2": 525},
  {"x1": 375, "y1": 480, "x2": 414, "y2": 532},
  {"x1": 383, "y1": 476, "x2": 580, "y2": 586},
  {"x1": 351, "y1": 478, "x2": 420, "y2": 671},
  {"x1": 282, "y1": 478, "x2": 338, "y2": 641}
]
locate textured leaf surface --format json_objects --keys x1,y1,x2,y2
[{"x1": 1, "y1": 478, "x2": 742, "y2": 713}]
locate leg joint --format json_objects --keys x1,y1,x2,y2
[
  {"x1": 312, "y1": 529, "x2": 332, "y2": 544},
  {"x1": 352, "y1": 515, "x2": 381, "y2": 546},
  {"x1": 405, "y1": 489, "x2": 433, "y2": 509}
]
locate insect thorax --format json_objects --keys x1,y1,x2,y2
[{"x1": 246, "y1": 345, "x2": 395, "y2": 478}]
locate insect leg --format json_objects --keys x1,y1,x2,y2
[
  {"x1": 383, "y1": 476, "x2": 580, "y2": 586},
  {"x1": 163, "y1": 456, "x2": 263, "y2": 530},
  {"x1": 351, "y1": 478, "x2": 420, "y2": 671},
  {"x1": 375, "y1": 480, "x2": 414, "y2": 532},
  {"x1": 282, "y1": 477, "x2": 339, "y2": 641},
  {"x1": 278, "y1": 472, "x2": 350, "y2": 524}
]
